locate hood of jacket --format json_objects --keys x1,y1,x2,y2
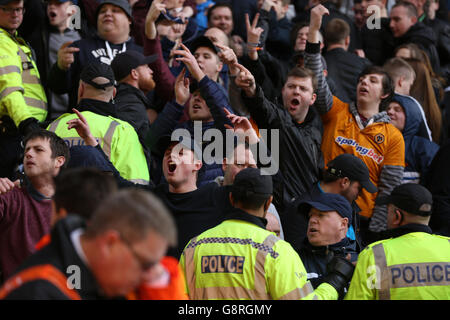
[
  {"x1": 391, "y1": 93, "x2": 430, "y2": 141},
  {"x1": 398, "y1": 22, "x2": 437, "y2": 45}
]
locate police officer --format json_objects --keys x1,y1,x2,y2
[
  {"x1": 47, "y1": 63, "x2": 150, "y2": 184},
  {"x1": 345, "y1": 183, "x2": 450, "y2": 300},
  {"x1": 0, "y1": 0, "x2": 47, "y2": 179},
  {"x1": 179, "y1": 167, "x2": 355, "y2": 300}
]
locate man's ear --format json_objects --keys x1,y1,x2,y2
[
  {"x1": 217, "y1": 60, "x2": 224, "y2": 73},
  {"x1": 229, "y1": 192, "x2": 235, "y2": 207},
  {"x1": 54, "y1": 156, "x2": 66, "y2": 169},
  {"x1": 264, "y1": 196, "x2": 273, "y2": 213}
]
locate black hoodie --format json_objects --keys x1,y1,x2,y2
[{"x1": 395, "y1": 22, "x2": 441, "y2": 73}]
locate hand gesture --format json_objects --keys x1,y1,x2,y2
[
  {"x1": 66, "y1": 108, "x2": 98, "y2": 146},
  {"x1": 0, "y1": 178, "x2": 20, "y2": 195},
  {"x1": 145, "y1": 0, "x2": 166, "y2": 39},
  {"x1": 172, "y1": 43, "x2": 204, "y2": 81},
  {"x1": 234, "y1": 63, "x2": 256, "y2": 97},
  {"x1": 309, "y1": 4, "x2": 329, "y2": 32},
  {"x1": 223, "y1": 108, "x2": 259, "y2": 144},
  {"x1": 57, "y1": 41, "x2": 79, "y2": 71},
  {"x1": 245, "y1": 13, "x2": 264, "y2": 48},
  {"x1": 174, "y1": 67, "x2": 190, "y2": 105},
  {"x1": 261, "y1": 0, "x2": 276, "y2": 12},
  {"x1": 216, "y1": 43, "x2": 237, "y2": 66},
  {"x1": 147, "y1": 0, "x2": 166, "y2": 23}
]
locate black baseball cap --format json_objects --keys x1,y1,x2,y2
[
  {"x1": 232, "y1": 168, "x2": 273, "y2": 197},
  {"x1": 80, "y1": 63, "x2": 115, "y2": 90},
  {"x1": 111, "y1": 51, "x2": 157, "y2": 81},
  {"x1": 190, "y1": 36, "x2": 220, "y2": 55},
  {"x1": 300, "y1": 192, "x2": 353, "y2": 225},
  {"x1": 156, "y1": 134, "x2": 203, "y2": 161},
  {"x1": 327, "y1": 153, "x2": 377, "y2": 193},
  {"x1": 376, "y1": 183, "x2": 433, "y2": 216},
  {"x1": 96, "y1": 0, "x2": 132, "y2": 20}
]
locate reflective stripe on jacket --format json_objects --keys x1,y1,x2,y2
[
  {"x1": 47, "y1": 111, "x2": 149, "y2": 184},
  {"x1": 0, "y1": 264, "x2": 81, "y2": 300},
  {"x1": 345, "y1": 229, "x2": 450, "y2": 300},
  {"x1": 179, "y1": 212, "x2": 338, "y2": 300},
  {"x1": 0, "y1": 28, "x2": 47, "y2": 126}
]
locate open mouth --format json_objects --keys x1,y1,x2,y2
[
  {"x1": 168, "y1": 161, "x2": 177, "y2": 174},
  {"x1": 192, "y1": 104, "x2": 202, "y2": 111},
  {"x1": 49, "y1": 11, "x2": 57, "y2": 18},
  {"x1": 291, "y1": 98, "x2": 300, "y2": 106},
  {"x1": 308, "y1": 227, "x2": 318, "y2": 234},
  {"x1": 359, "y1": 87, "x2": 369, "y2": 94}
]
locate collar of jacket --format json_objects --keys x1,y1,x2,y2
[
  {"x1": 302, "y1": 236, "x2": 355, "y2": 256},
  {"x1": 349, "y1": 102, "x2": 390, "y2": 125},
  {"x1": 381, "y1": 223, "x2": 432, "y2": 239},
  {"x1": 116, "y1": 82, "x2": 150, "y2": 105},
  {"x1": 224, "y1": 207, "x2": 268, "y2": 230},
  {"x1": 77, "y1": 98, "x2": 117, "y2": 118},
  {"x1": 50, "y1": 215, "x2": 111, "y2": 299}
]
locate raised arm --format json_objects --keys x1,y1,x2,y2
[{"x1": 303, "y1": 4, "x2": 333, "y2": 115}]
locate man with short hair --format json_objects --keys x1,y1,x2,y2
[
  {"x1": 0, "y1": 129, "x2": 69, "y2": 282},
  {"x1": 0, "y1": 0, "x2": 48, "y2": 179},
  {"x1": 111, "y1": 51, "x2": 157, "y2": 144},
  {"x1": 0, "y1": 189, "x2": 177, "y2": 299},
  {"x1": 345, "y1": 183, "x2": 450, "y2": 300},
  {"x1": 47, "y1": 0, "x2": 143, "y2": 108},
  {"x1": 304, "y1": 5, "x2": 405, "y2": 237},
  {"x1": 389, "y1": 1, "x2": 440, "y2": 74},
  {"x1": 323, "y1": 18, "x2": 371, "y2": 103},
  {"x1": 47, "y1": 63, "x2": 150, "y2": 185},
  {"x1": 180, "y1": 167, "x2": 354, "y2": 300},
  {"x1": 383, "y1": 57, "x2": 433, "y2": 141},
  {"x1": 297, "y1": 192, "x2": 358, "y2": 296},
  {"x1": 383, "y1": 57, "x2": 416, "y2": 96},
  {"x1": 235, "y1": 62, "x2": 323, "y2": 214}
]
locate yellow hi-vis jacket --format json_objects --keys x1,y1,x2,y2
[
  {"x1": 179, "y1": 210, "x2": 339, "y2": 300},
  {"x1": 345, "y1": 227, "x2": 450, "y2": 300},
  {"x1": 47, "y1": 111, "x2": 149, "y2": 184},
  {"x1": 0, "y1": 28, "x2": 47, "y2": 126}
]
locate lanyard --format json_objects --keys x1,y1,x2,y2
[{"x1": 104, "y1": 41, "x2": 126, "y2": 64}]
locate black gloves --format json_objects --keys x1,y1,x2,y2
[
  {"x1": 18, "y1": 117, "x2": 41, "y2": 137},
  {"x1": 323, "y1": 256, "x2": 355, "y2": 298}
]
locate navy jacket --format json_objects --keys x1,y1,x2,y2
[
  {"x1": 391, "y1": 94, "x2": 439, "y2": 184},
  {"x1": 298, "y1": 236, "x2": 358, "y2": 295}
]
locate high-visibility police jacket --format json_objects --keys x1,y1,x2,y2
[
  {"x1": 0, "y1": 28, "x2": 47, "y2": 127},
  {"x1": 345, "y1": 224, "x2": 450, "y2": 300},
  {"x1": 179, "y1": 209, "x2": 338, "y2": 300},
  {"x1": 47, "y1": 110, "x2": 149, "y2": 184}
]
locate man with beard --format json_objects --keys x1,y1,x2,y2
[{"x1": 111, "y1": 51, "x2": 158, "y2": 145}]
